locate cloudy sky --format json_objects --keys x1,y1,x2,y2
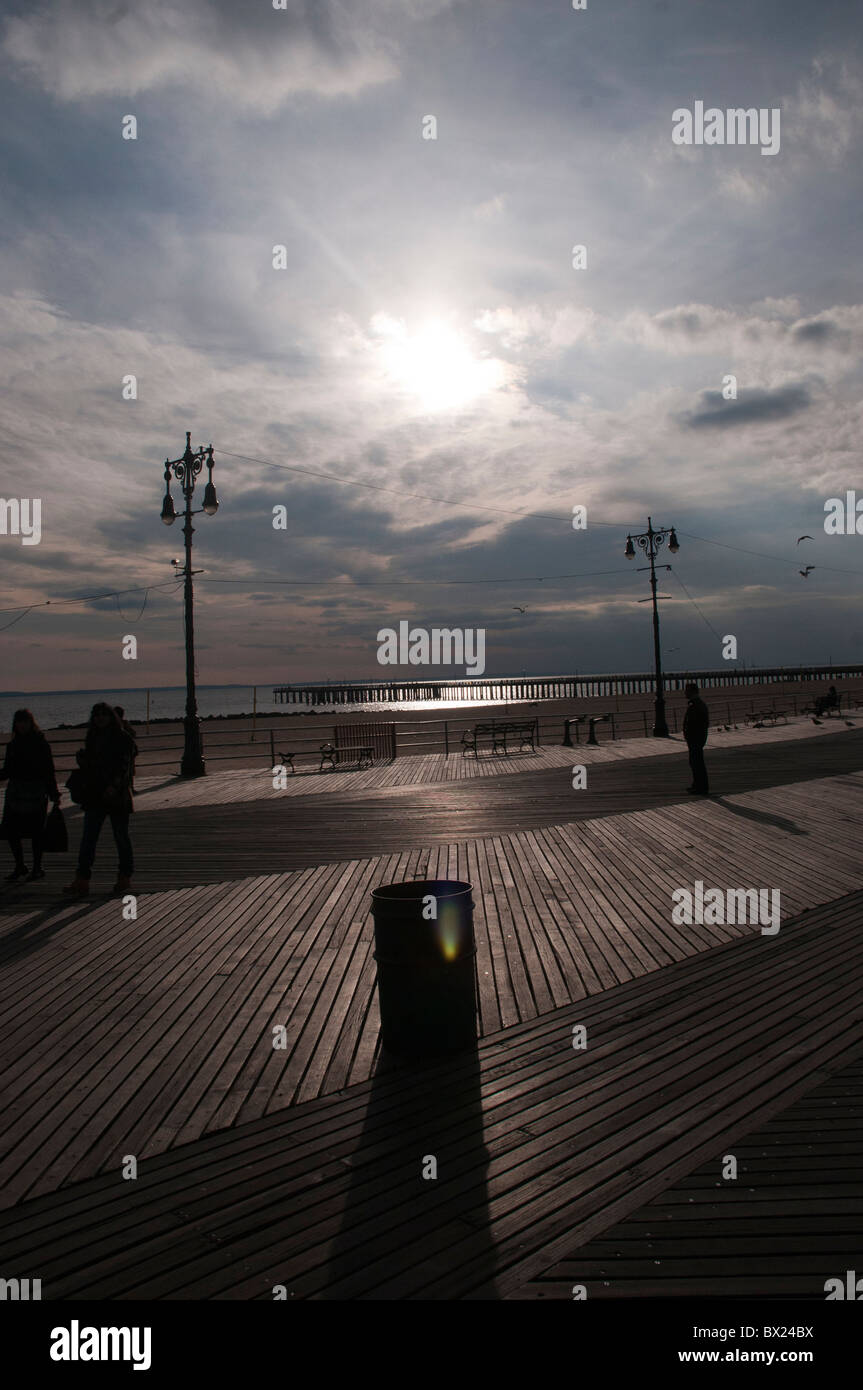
[{"x1": 1, "y1": 0, "x2": 862, "y2": 692}]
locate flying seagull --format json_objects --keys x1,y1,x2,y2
[
  {"x1": 796, "y1": 535, "x2": 813, "y2": 544},
  {"x1": 512, "y1": 605, "x2": 528, "y2": 613},
  {"x1": 799, "y1": 566, "x2": 815, "y2": 577}
]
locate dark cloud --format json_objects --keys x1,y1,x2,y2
[
  {"x1": 316, "y1": 596, "x2": 381, "y2": 611},
  {"x1": 792, "y1": 318, "x2": 837, "y2": 344},
  {"x1": 657, "y1": 310, "x2": 703, "y2": 336},
  {"x1": 681, "y1": 384, "x2": 813, "y2": 430}
]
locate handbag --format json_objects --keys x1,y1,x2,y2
[
  {"x1": 43, "y1": 805, "x2": 69, "y2": 853},
  {"x1": 65, "y1": 768, "x2": 87, "y2": 805}
]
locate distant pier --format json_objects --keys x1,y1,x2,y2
[{"x1": 273, "y1": 663, "x2": 863, "y2": 707}]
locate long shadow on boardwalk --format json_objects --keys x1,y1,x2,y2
[
  {"x1": 0, "y1": 901, "x2": 103, "y2": 958},
  {"x1": 312, "y1": 1048, "x2": 496, "y2": 1299},
  {"x1": 2, "y1": 892, "x2": 861, "y2": 1299},
  {"x1": 711, "y1": 799, "x2": 807, "y2": 837}
]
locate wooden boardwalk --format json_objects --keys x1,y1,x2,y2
[
  {"x1": 130, "y1": 716, "x2": 856, "y2": 810},
  {"x1": 1, "y1": 769, "x2": 862, "y2": 1210},
  {"x1": 1, "y1": 726, "x2": 860, "y2": 1300},
  {"x1": 0, "y1": 891, "x2": 860, "y2": 1299},
  {"x1": 514, "y1": 1054, "x2": 863, "y2": 1299},
  {"x1": 0, "y1": 727, "x2": 857, "y2": 892}
]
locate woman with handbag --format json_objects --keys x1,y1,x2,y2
[
  {"x1": 0, "y1": 709, "x2": 61, "y2": 882},
  {"x1": 63, "y1": 703, "x2": 137, "y2": 897}
]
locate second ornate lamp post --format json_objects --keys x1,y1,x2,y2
[
  {"x1": 161, "y1": 431, "x2": 218, "y2": 777},
  {"x1": 625, "y1": 517, "x2": 679, "y2": 738}
]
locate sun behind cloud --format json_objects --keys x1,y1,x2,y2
[{"x1": 370, "y1": 313, "x2": 510, "y2": 412}]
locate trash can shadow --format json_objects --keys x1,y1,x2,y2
[
  {"x1": 318, "y1": 879, "x2": 496, "y2": 1297},
  {"x1": 317, "y1": 1046, "x2": 497, "y2": 1299}
]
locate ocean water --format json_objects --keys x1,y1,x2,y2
[
  {"x1": 0, "y1": 683, "x2": 509, "y2": 731},
  {"x1": 0, "y1": 685, "x2": 280, "y2": 731}
]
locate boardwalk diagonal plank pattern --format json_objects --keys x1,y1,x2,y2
[
  {"x1": 1, "y1": 772, "x2": 862, "y2": 1209},
  {"x1": 0, "y1": 729, "x2": 858, "y2": 896},
  {"x1": 0, "y1": 893, "x2": 861, "y2": 1298},
  {"x1": 513, "y1": 1055, "x2": 863, "y2": 1299}
]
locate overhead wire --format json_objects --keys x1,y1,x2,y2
[
  {"x1": 677, "y1": 529, "x2": 863, "y2": 577},
  {"x1": 200, "y1": 566, "x2": 637, "y2": 589},
  {"x1": 0, "y1": 606, "x2": 34, "y2": 633},
  {"x1": 220, "y1": 449, "x2": 863, "y2": 577},
  {"x1": 667, "y1": 566, "x2": 725, "y2": 642},
  {"x1": 0, "y1": 578, "x2": 184, "y2": 617},
  {"x1": 114, "y1": 587, "x2": 151, "y2": 624},
  {"x1": 215, "y1": 446, "x2": 642, "y2": 528},
  {"x1": 3, "y1": 444, "x2": 862, "y2": 635}
]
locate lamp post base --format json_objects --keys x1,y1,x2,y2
[
  {"x1": 653, "y1": 698, "x2": 670, "y2": 738},
  {"x1": 180, "y1": 717, "x2": 206, "y2": 778}
]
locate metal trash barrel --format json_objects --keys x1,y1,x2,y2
[{"x1": 371, "y1": 879, "x2": 477, "y2": 1057}]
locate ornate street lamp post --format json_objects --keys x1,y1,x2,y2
[
  {"x1": 625, "y1": 517, "x2": 679, "y2": 738},
  {"x1": 160, "y1": 431, "x2": 218, "y2": 777}
]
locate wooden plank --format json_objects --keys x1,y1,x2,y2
[
  {"x1": 4, "y1": 754, "x2": 863, "y2": 1213},
  {"x1": 1, "y1": 728, "x2": 857, "y2": 889},
  {"x1": 514, "y1": 1057, "x2": 863, "y2": 1298},
  {"x1": 0, "y1": 893, "x2": 860, "y2": 1299}
]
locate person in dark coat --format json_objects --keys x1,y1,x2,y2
[
  {"x1": 63, "y1": 703, "x2": 137, "y2": 897},
  {"x1": 683, "y1": 682, "x2": 710, "y2": 795},
  {"x1": 114, "y1": 706, "x2": 137, "y2": 789},
  {"x1": 0, "y1": 709, "x2": 61, "y2": 881}
]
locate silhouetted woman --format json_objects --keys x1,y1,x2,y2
[
  {"x1": 0, "y1": 709, "x2": 60, "y2": 882},
  {"x1": 63, "y1": 703, "x2": 137, "y2": 897}
]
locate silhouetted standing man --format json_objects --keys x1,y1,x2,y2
[{"x1": 683, "y1": 681, "x2": 710, "y2": 795}]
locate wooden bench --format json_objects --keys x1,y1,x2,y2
[
  {"x1": 587, "y1": 712, "x2": 613, "y2": 745},
  {"x1": 750, "y1": 708, "x2": 788, "y2": 728},
  {"x1": 826, "y1": 699, "x2": 842, "y2": 717},
  {"x1": 806, "y1": 693, "x2": 842, "y2": 719},
  {"x1": 562, "y1": 714, "x2": 614, "y2": 746},
  {"x1": 319, "y1": 741, "x2": 374, "y2": 772},
  {"x1": 461, "y1": 719, "x2": 537, "y2": 758},
  {"x1": 276, "y1": 751, "x2": 296, "y2": 775}
]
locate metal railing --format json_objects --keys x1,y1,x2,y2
[{"x1": 35, "y1": 685, "x2": 863, "y2": 778}]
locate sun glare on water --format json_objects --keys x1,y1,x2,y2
[{"x1": 371, "y1": 314, "x2": 506, "y2": 412}]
